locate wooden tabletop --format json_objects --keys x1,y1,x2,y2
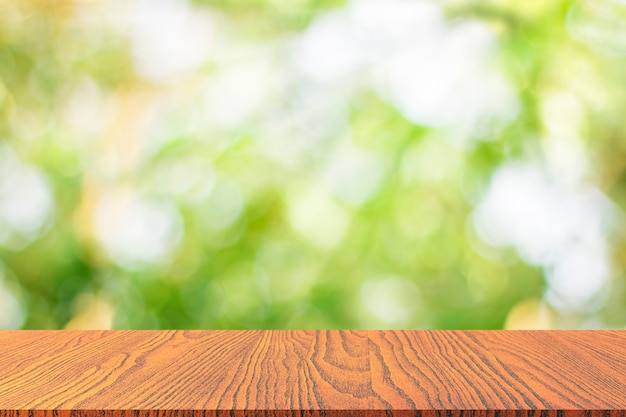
[{"x1": 0, "y1": 330, "x2": 624, "y2": 417}]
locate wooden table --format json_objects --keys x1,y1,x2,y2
[{"x1": 0, "y1": 331, "x2": 624, "y2": 417}]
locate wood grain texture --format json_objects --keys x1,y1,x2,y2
[{"x1": 0, "y1": 331, "x2": 624, "y2": 417}]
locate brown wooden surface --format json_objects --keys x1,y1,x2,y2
[{"x1": 0, "y1": 330, "x2": 624, "y2": 417}]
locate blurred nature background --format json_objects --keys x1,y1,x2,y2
[{"x1": 1, "y1": 0, "x2": 626, "y2": 330}]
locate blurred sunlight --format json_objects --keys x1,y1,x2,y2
[{"x1": 1, "y1": 0, "x2": 625, "y2": 330}]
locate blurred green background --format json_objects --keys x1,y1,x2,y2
[{"x1": 1, "y1": 0, "x2": 625, "y2": 330}]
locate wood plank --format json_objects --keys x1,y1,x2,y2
[
  {"x1": 368, "y1": 330, "x2": 626, "y2": 413},
  {"x1": 0, "y1": 331, "x2": 624, "y2": 417}
]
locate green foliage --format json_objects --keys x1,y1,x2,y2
[{"x1": 0, "y1": 0, "x2": 625, "y2": 330}]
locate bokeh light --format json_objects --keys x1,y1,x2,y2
[{"x1": 1, "y1": 0, "x2": 626, "y2": 330}]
